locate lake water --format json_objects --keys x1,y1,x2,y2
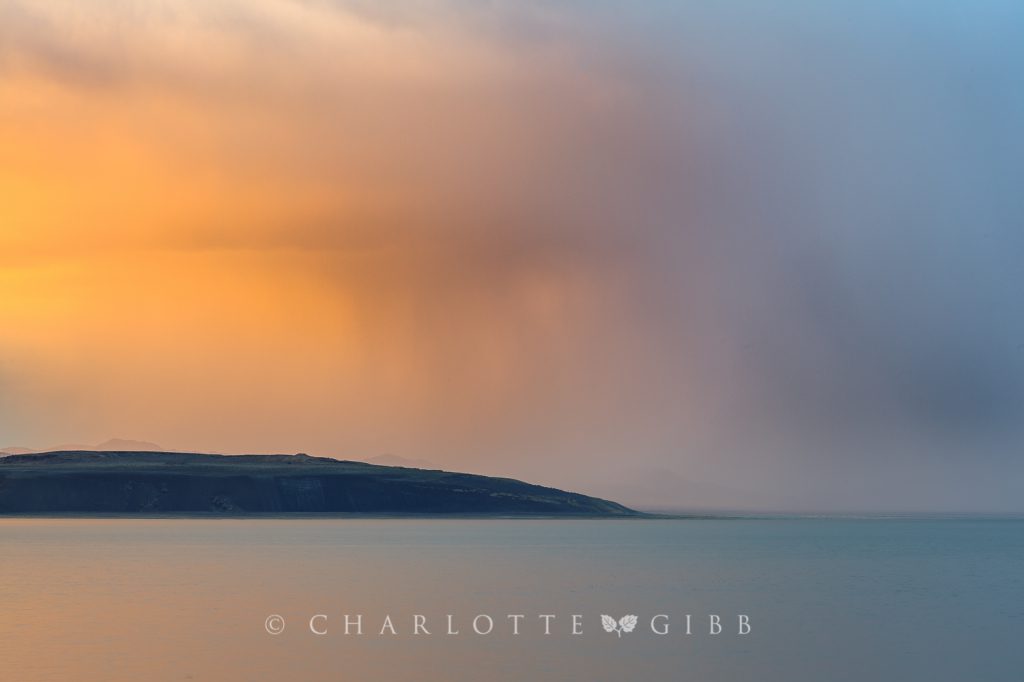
[{"x1": 1, "y1": 517, "x2": 1022, "y2": 681}]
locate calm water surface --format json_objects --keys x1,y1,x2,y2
[{"x1": 1, "y1": 518, "x2": 1022, "y2": 681}]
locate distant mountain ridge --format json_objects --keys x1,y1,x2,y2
[
  {"x1": 1, "y1": 439, "x2": 164, "y2": 456},
  {"x1": 0, "y1": 450, "x2": 638, "y2": 516},
  {"x1": 0, "y1": 447, "x2": 35, "y2": 456}
]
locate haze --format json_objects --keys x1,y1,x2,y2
[{"x1": 2, "y1": 1, "x2": 1023, "y2": 512}]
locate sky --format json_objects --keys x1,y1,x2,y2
[{"x1": 1, "y1": 0, "x2": 1023, "y2": 511}]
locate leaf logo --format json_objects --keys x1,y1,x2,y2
[{"x1": 601, "y1": 614, "x2": 638, "y2": 637}]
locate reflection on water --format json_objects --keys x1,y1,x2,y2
[{"x1": 1, "y1": 518, "x2": 1021, "y2": 681}]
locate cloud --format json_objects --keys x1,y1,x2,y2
[{"x1": 2, "y1": 0, "x2": 1023, "y2": 510}]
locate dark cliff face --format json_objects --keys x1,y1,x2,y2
[{"x1": 0, "y1": 451, "x2": 637, "y2": 516}]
